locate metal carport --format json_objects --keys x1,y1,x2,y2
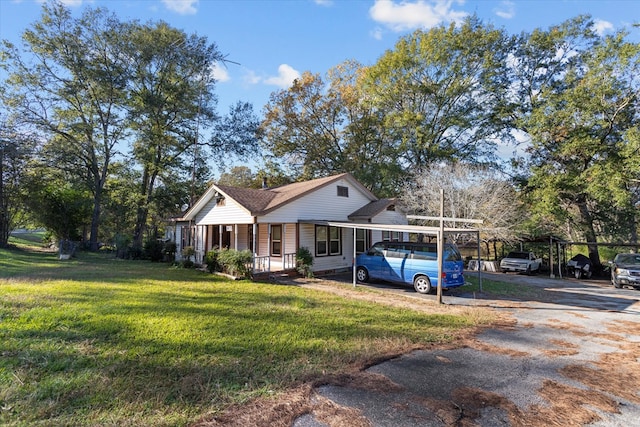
[{"x1": 325, "y1": 221, "x2": 481, "y2": 304}]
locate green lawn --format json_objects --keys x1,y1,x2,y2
[{"x1": 1, "y1": 235, "x2": 496, "y2": 426}]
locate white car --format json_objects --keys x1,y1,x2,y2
[{"x1": 500, "y1": 251, "x2": 541, "y2": 275}]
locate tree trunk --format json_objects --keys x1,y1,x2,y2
[
  {"x1": 89, "y1": 186, "x2": 102, "y2": 251},
  {"x1": 0, "y1": 144, "x2": 6, "y2": 248},
  {"x1": 630, "y1": 211, "x2": 638, "y2": 253},
  {"x1": 132, "y1": 166, "x2": 159, "y2": 248},
  {"x1": 576, "y1": 199, "x2": 600, "y2": 267}
]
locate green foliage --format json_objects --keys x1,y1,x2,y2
[
  {"x1": 23, "y1": 178, "x2": 92, "y2": 242},
  {"x1": 296, "y1": 246, "x2": 314, "y2": 278},
  {"x1": 0, "y1": 119, "x2": 36, "y2": 247},
  {"x1": 361, "y1": 16, "x2": 510, "y2": 170},
  {"x1": 163, "y1": 241, "x2": 177, "y2": 260},
  {"x1": 515, "y1": 16, "x2": 640, "y2": 260},
  {"x1": 113, "y1": 233, "x2": 131, "y2": 259},
  {"x1": 217, "y1": 248, "x2": 253, "y2": 278},
  {"x1": 204, "y1": 248, "x2": 221, "y2": 273},
  {"x1": 143, "y1": 239, "x2": 164, "y2": 262},
  {"x1": 181, "y1": 246, "x2": 195, "y2": 258}
]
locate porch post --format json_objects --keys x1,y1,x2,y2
[
  {"x1": 267, "y1": 224, "x2": 271, "y2": 272},
  {"x1": 477, "y1": 230, "x2": 482, "y2": 292},
  {"x1": 234, "y1": 224, "x2": 238, "y2": 250},
  {"x1": 353, "y1": 228, "x2": 357, "y2": 287},
  {"x1": 252, "y1": 223, "x2": 257, "y2": 273},
  {"x1": 282, "y1": 224, "x2": 286, "y2": 267},
  {"x1": 218, "y1": 224, "x2": 223, "y2": 248}
]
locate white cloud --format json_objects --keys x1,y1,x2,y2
[
  {"x1": 263, "y1": 64, "x2": 302, "y2": 88},
  {"x1": 370, "y1": 27, "x2": 384, "y2": 40},
  {"x1": 161, "y1": 0, "x2": 198, "y2": 15},
  {"x1": 369, "y1": 0, "x2": 468, "y2": 32},
  {"x1": 242, "y1": 69, "x2": 262, "y2": 86},
  {"x1": 494, "y1": 1, "x2": 515, "y2": 19},
  {"x1": 593, "y1": 19, "x2": 614, "y2": 36},
  {"x1": 314, "y1": 0, "x2": 333, "y2": 6},
  {"x1": 211, "y1": 63, "x2": 230, "y2": 83}
]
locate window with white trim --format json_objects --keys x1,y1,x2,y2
[
  {"x1": 315, "y1": 225, "x2": 342, "y2": 256},
  {"x1": 356, "y1": 228, "x2": 369, "y2": 253},
  {"x1": 271, "y1": 225, "x2": 282, "y2": 256},
  {"x1": 382, "y1": 230, "x2": 402, "y2": 242}
]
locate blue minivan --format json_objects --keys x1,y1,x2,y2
[{"x1": 355, "y1": 241, "x2": 465, "y2": 294}]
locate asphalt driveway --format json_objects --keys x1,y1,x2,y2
[{"x1": 293, "y1": 272, "x2": 640, "y2": 426}]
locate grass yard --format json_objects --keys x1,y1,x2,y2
[{"x1": 0, "y1": 235, "x2": 498, "y2": 426}]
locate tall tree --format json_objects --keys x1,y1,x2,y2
[
  {"x1": 261, "y1": 61, "x2": 401, "y2": 196},
  {"x1": 0, "y1": 117, "x2": 36, "y2": 247},
  {"x1": 125, "y1": 22, "x2": 260, "y2": 247},
  {"x1": 511, "y1": 16, "x2": 640, "y2": 265},
  {"x1": 1, "y1": 1, "x2": 129, "y2": 250},
  {"x1": 402, "y1": 163, "x2": 522, "y2": 258},
  {"x1": 360, "y1": 16, "x2": 511, "y2": 171}
]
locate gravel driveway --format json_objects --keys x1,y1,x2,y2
[{"x1": 294, "y1": 272, "x2": 640, "y2": 426}]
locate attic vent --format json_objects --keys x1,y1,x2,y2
[
  {"x1": 386, "y1": 204, "x2": 395, "y2": 211},
  {"x1": 337, "y1": 185, "x2": 349, "y2": 197}
]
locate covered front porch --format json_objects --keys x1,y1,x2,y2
[{"x1": 190, "y1": 222, "x2": 299, "y2": 274}]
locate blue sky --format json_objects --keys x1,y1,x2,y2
[{"x1": 2, "y1": 0, "x2": 638, "y2": 116}]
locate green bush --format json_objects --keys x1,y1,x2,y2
[
  {"x1": 114, "y1": 234, "x2": 131, "y2": 259},
  {"x1": 296, "y1": 246, "x2": 314, "y2": 278},
  {"x1": 217, "y1": 248, "x2": 253, "y2": 278},
  {"x1": 163, "y1": 241, "x2": 177, "y2": 262},
  {"x1": 204, "y1": 248, "x2": 221, "y2": 273},
  {"x1": 127, "y1": 244, "x2": 143, "y2": 260},
  {"x1": 144, "y1": 239, "x2": 164, "y2": 262},
  {"x1": 181, "y1": 246, "x2": 195, "y2": 259}
]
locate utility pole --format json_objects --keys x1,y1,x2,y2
[{"x1": 436, "y1": 189, "x2": 444, "y2": 304}]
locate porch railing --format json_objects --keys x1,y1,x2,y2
[
  {"x1": 283, "y1": 252, "x2": 296, "y2": 270},
  {"x1": 252, "y1": 253, "x2": 297, "y2": 273},
  {"x1": 253, "y1": 255, "x2": 270, "y2": 273}
]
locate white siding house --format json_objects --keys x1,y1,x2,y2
[{"x1": 172, "y1": 173, "x2": 408, "y2": 275}]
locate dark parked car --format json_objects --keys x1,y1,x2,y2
[
  {"x1": 567, "y1": 254, "x2": 592, "y2": 279},
  {"x1": 610, "y1": 253, "x2": 640, "y2": 289}
]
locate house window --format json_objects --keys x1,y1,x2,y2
[
  {"x1": 181, "y1": 225, "x2": 195, "y2": 249},
  {"x1": 356, "y1": 228, "x2": 369, "y2": 254},
  {"x1": 271, "y1": 225, "x2": 282, "y2": 256},
  {"x1": 382, "y1": 230, "x2": 402, "y2": 242},
  {"x1": 337, "y1": 186, "x2": 349, "y2": 197},
  {"x1": 386, "y1": 204, "x2": 395, "y2": 211},
  {"x1": 247, "y1": 224, "x2": 255, "y2": 252},
  {"x1": 316, "y1": 225, "x2": 341, "y2": 256}
]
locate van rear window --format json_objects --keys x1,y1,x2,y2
[{"x1": 412, "y1": 245, "x2": 437, "y2": 260}]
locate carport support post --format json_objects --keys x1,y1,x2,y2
[
  {"x1": 477, "y1": 231, "x2": 482, "y2": 293},
  {"x1": 437, "y1": 189, "x2": 444, "y2": 304},
  {"x1": 353, "y1": 228, "x2": 357, "y2": 288}
]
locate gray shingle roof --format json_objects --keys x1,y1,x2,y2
[
  {"x1": 348, "y1": 198, "x2": 399, "y2": 220},
  {"x1": 216, "y1": 173, "x2": 373, "y2": 216}
]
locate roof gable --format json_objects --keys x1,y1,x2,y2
[{"x1": 181, "y1": 173, "x2": 378, "y2": 220}]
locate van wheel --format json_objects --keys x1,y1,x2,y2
[
  {"x1": 356, "y1": 267, "x2": 369, "y2": 283},
  {"x1": 413, "y1": 275, "x2": 432, "y2": 294}
]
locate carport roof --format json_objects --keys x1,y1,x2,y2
[{"x1": 300, "y1": 220, "x2": 478, "y2": 235}]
